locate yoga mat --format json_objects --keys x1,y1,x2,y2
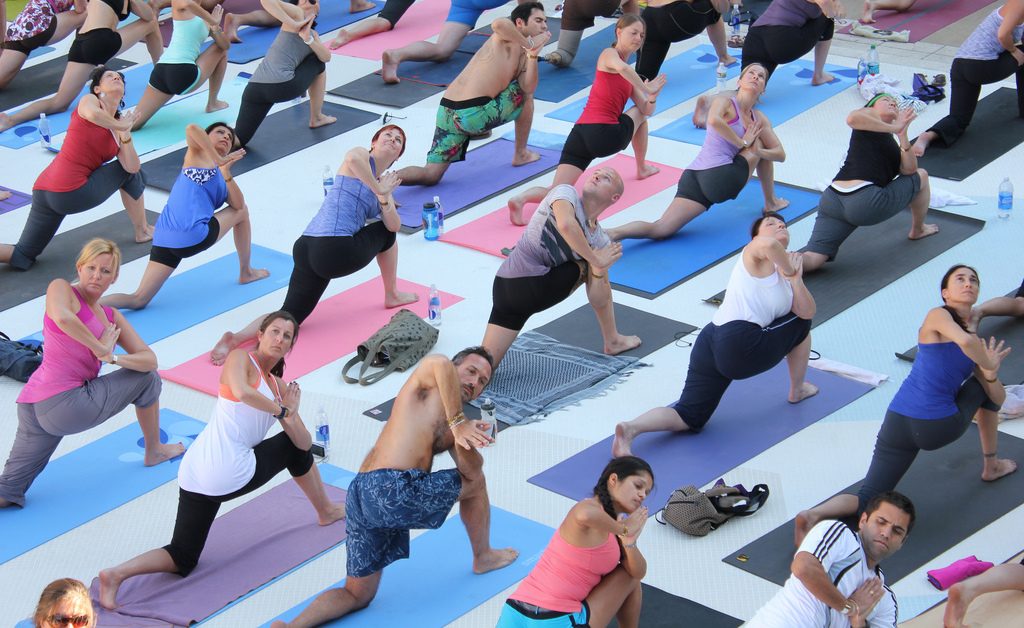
[
  {"x1": 161, "y1": 277, "x2": 462, "y2": 395},
  {"x1": 0, "y1": 57, "x2": 134, "y2": 113},
  {"x1": 226, "y1": 0, "x2": 383, "y2": 63},
  {"x1": 915, "y1": 88, "x2": 1024, "y2": 181},
  {"x1": 264, "y1": 507, "x2": 553, "y2": 627},
  {"x1": 363, "y1": 397, "x2": 516, "y2": 433},
  {"x1": 0, "y1": 62, "x2": 151, "y2": 149},
  {"x1": 159, "y1": 0, "x2": 262, "y2": 43},
  {"x1": 611, "y1": 181, "x2": 819, "y2": 298},
  {"x1": 141, "y1": 101, "x2": 378, "y2": 191},
  {"x1": 651, "y1": 58, "x2": 858, "y2": 146},
  {"x1": 0, "y1": 186, "x2": 32, "y2": 215},
  {"x1": 547, "y1": 44, "x2": 740, "y2": 123},
  {"x1": 901, "y1": 551, "x2": 1024, "y2": 628},
  {"x1": 328, "y1": 51, "x2": 475, "y2": 107},
  {"x1": 0, "y1": 409, "x2": 202, "y2": 565},
  {"x1": 612, "y1": 584, "x2": 742, "y2": 628},
  {"x1": 528, "y1": 361, "x2": 875, "y2": 510},
  {"x1": 839, "y1": 0, "x2": 994, "y2": 43},
  {"x1": 90, "y1": 480, "x2": 348, "y2": 627},
  {"x1": 439, "y1": 153, "x2": 682, "y2": 256},
  {"x1": 723, "y1": 425, "x2": 1024, "y2": 585},
  {"x1": 330, "y1": 0, "x2": 449, "y2": 60},
  {"x1": 0, "y1": 210, "x2": 158, "y2": 312},
  {"x1": 533, "y1": 302, "x2": 697, "y2": 359},
  {"x1": 897, "y1": 291, "x2": 1024, "y2": 384},
  {"x1": 705, "y1": 208, "x2": 986, "y2": 326},
  {"x1": 533, "y1": 23, "x2": 619, "y2": 103},
  {"x1": 394, "y1": 138, "x2": 560, "y2": 233}
]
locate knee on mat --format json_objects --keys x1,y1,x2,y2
[{"x1": 165, "y1": 545, "x2": 200, "y2": 577}]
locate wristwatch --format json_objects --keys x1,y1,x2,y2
[
  {"x1": 274, "y1": 405, "x2": 289, "y2": 420},
  {"x1": 110, "y1": 354, "x2": 118, "y2": 365}
]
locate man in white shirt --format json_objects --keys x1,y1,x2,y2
[{"x1": 747, "y1": 490, "x2": 916, "y2": 628}]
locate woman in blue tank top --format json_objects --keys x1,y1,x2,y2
[{"x1": 795, "y1": 264, "x2": 1016, "y2": 544}]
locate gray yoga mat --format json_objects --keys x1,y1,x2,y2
[
  {"x1": 916, "y1": 88, "x2": 1024, "y2": 181},
  {"x1": 141, "y1": 101, "x2": 378, "y2": 191},
  {"x1": 329, "y1": 73, "x2": 447, "y2": 108},
  {"x1": 533, "y1": 303, "x2": 698, "y2": 360},
  {"x1": 0, "y1": 57, "x2": 134, "y2": 113},
  {"x1": 611, "y1": 584, "x2": 742, "y2": 628},
  {"x1": 363, "y1": 397, "x2": 513, "y2": 432},
  {"x1": 722, "y1": 425, "x2": 1024, "y2": 585},
  {"x1": 0, "y1": 210, "x2": 158, "y2": 312},
  {"x1": 704, "y1": 209, "x2": 986, "y2": 327},
  {"x1": 897, "y1": 290, "x2": 1024, "y2": 384}
]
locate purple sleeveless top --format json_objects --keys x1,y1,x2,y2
[{"x1": 689, "y1": 97, "x2": 747, "y2": 171}]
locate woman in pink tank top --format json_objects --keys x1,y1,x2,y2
[
  {"x1": 0, "y1": 239, "x2": 184, "y2": 508},
  {"x1": 498, "y1": 456, "x2": 654, "y2": 627}
]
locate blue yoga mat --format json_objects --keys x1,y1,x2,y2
[
  {"x1": 528, "y1": 361, "x2": 875, "y2": 510},
  {"x1": 228, "y1": 1, "x2": 383, "y2": 63},
  {"x1": 264, "y1": 507, "x2": 554, "y2": 627},
  {"x1": 0, "y1": 62, "x2": 153, "y2": 149},
  {"x1": 0, "y1": 410, "x2": 203, "y2": 565},
  {"x1": 547, "y1": 45, "x2": 739, "y2": 123},
  {"x1": 534, "y1": 23, "x2": 620, "y2": 103},
  {"x1": 28, "y1": 46, "x2": 55, "y2": 59},
  {"x1": 610, "y1": 181, "x2": 820, "y2": 298},
  {"x1": 652, "y1": 58, "x2": 858, "y2": 145}
]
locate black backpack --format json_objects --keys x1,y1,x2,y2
[{"x1": 0, "y1": 332, "x2": 43, "y2": 383}]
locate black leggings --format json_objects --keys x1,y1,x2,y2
[
  {"x1": 741, "y1": 15, "x2": 834, "y2": 78},
  {"x1": 379, "y1": 0, "x2": 415, "y2": 26},
  {"x1": 163, "y1": 432, "x2": 314, "y2": 576},
  {"x1": 234, "y1": 53, "x2": 326, "y2": 147},
  {"x1": 856, "y1": 377, "x2": 1000, "y2": 512},
  {"x1": 488, "y1": 261, "x2": 585, "y2": 331},
  {"x1": 927, "y1": 49, "x2": 1024, "y2": 147},
  {"x1": 635, "y1": 0, "x2": 720, "y2": 80},
  {"x1": 280, "y1": 222, "x2": 397, "y2": 325},
  {"x1": 11, "y1": 162, "x2": 146, "y2": 270},
  {"x1": 559, "y1": 115, "x2": 634, "y2": 170}
]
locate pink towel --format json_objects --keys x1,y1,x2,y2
[{"x1": 927, "y1": 555, "x2": 994, "y2": 590}]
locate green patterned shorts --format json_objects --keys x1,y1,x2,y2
[{"x1": 427, "y1": 81, "x2": 525, "y2": 163}]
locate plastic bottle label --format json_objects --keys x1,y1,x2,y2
[{"x1": 999, "y1": 192, "x2": 1013, "y2": 210}]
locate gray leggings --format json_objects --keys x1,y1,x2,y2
[
  {"x1": 0, "y1": 369, "x2": 161, "y2": 506},
  {"x1": 10, "y1": 162, "x2": 146, "y2": 270}
]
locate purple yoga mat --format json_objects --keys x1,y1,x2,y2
[
  {"x1": 0, "y1": 186, "x2": 31, "y2": 215},
  {"x1": 393, "y1": 138, "x2": 559, "y2": 232},
  {"x1": 91, "y1": 481, "x2": 347, "y2": 626},
  {"x1": 529, "y1": 362, "x2": 875, "y2": 510},
  {"x1": 841, "y1": 0, "x2": 993, "y2": 43}
]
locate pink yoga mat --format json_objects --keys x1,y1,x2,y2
[
  {"x1": 161, "y1": 277, "x2": 462, "y2": 396},
  {"x1": 331, "y1": 0, "x2": 449, "y2": 60},
  {"x1": 840, "y1": 0, "x2": 993, "y2": 42},
  {"x1": 91, "y1": 481, "x2": 347, "y2": 626},
  {"x1": 439, "y1": 154, "x2": 682, "y2": 258}
]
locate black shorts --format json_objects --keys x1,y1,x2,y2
[
  {"x1": 488, "y1": 261, "x2": 584, "y2": 331},
  {"x1": 379, "y1": 0, "x2": 415, "y2": 26},
  {"x1": 676, "y1": 154, "x2": 749, "y2": 208},
  {"x1": 560, "y1": 115, "x2": 634, "y2": 171},
  {"x1": 149, "y1": 62, "x2": 201, "y2": 95},
  {"x1": 149, "y1": 219, "x2": 220, "y2": 269},
  {"x1": 68, "y1": 28, "x2": 122, "y2": 65},
  {"x1": 1, "y1": 16, "x2": 57, "y2": 55},
  {"x1": 561, "y1": 0, "x2": 621, "y2": 30}
]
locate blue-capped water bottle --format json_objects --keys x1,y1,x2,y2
[
  {"x1": 998, "y1": 177, "x2": 1013, "y2": 220},
  {"x1": 428, "y1": 284, "x2": 442, "y2": 327},
  {"x1": 315, "y1": 406, "x2": 330, "y2": 462},
  {"x1": 422, "y1": 202, "x2": 440, "y2": 240},
  {"x1": 433, "y1": 195, "x2": 445, "y2": 236},
  {"x1": 38, "y1": 113, "x2": 51, "y2": 150},
  {"x1": 322, "y1": 165, "x2": 334, "y2": 197}
]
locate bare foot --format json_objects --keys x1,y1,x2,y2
[
  {"x1": 210, "y1": 331, "x2": 236, "y2": 365},
  {"x1": 788, "y1": 382, "x2": 819, "y2": 404},
  {"x1": 811, "y1": 71, "x2": 835, "y2": 86},
  {"x1": 384, "y1": 290, "x2": 418, "y2": 308},
  {"x1": 605, "y1": 334, "x2": 641, "y2": 355},
  {"x1": 908, "y1": 223, "x2": 939, "y2": 240},
  {"x1": 224, "y1": 13, "x2": 242, "y2": 43},
  {"x1": 637, "y1": 163, "x2": 660, "y2": 180},
  {"x1": 981, "y1": 457, "x2": 1017, "y2": 481},
  {"x1": 135, "y1": 223, "x2": 155, "y2": 243},
  {"x1": 943, "y1": 582, "x2": 973, "y2": 628},
  {"x1": 794, "y1": 510, "x2": 817, "y2": 546},
  {"x1": 764, "y1": 197, "x2": 790, "y2": 213},
  {"x1": 508, "y1": 197, "x2": 527, "y2": 226},
  {"x1": 0, "y1": 190, "x2": 11, "y2": 202},
  {"x1": 98, "y1": 569, "x2": 123, "y2": 609},
  {"x1": 239, "y1": 267, "x2": 270, "y2": 284},
  {"x1": 206, "y1": 99, "x2": 229, "y2": 114},
  {"x1": 309, "y1": 113, "x2": 337, "y2": 129},
  {"x1": 512, "y1": 149, "x2": 541, "y2": 167},
  {"x1": 912, "y1": 132, "x2": 935, "y2": 157},
  {"x1": 329, "y1": 30, "x2": 351, "y2": 49},
  {"x1": 545, "y1": 50, "x2": 567, "y2": 67},
  {"x1": 860, "y1": 0, "x2": 875, "y2": 23},
  {"x1": 612, "y1": 422, "x2": 635, "y2": 457},
  {"x1": 318, "y1": 502, "x2": 346, "y2": 525},
  {"x1": 719, "y1": 54, "x2": 737, "y2": 66},
  {"x1": 473, "y1": 547, "x2": 519, "y2": 574},
  {"x1": 381, "y1": 50, "x2": 400, "y2": 84},
  {"x1": 145, "y1": 442, "x2": 185, "y2": 466},
  {"x1": 349, "y1": 0, "x2": 374, "y2": 11},
  {"x1": 0, "y1": 113, "x2": 13, "y2": 132},
  {"x1": 692, "y1": 94, "x2": 710, "y2": 129}
]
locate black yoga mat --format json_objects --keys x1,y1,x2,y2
[
  {"x1": 142, "y1": 102, "x2": 378, "y2": 191},
  {"x1": 916, "y1": 88, "x2": 1024, "y2": 181},
  {"x1": 723, "y1": 425, "x2": 1024, "y2": 585},
  {"x1": 0, "y1": 210, "x2": 158, "y2": 312},
  {"x1": 363, "y1": 397, "x2": 513, "y2": 431},
  {"x1": 897, "y1": 290, "x2": 1024, "y2": 384},
  {"x1": 0, "y1": 57, "x2": 134, "y2": 113},
  {"x1": 329, "y1": 73, "x2": 448, "y2": 109},
  {"x1": 704, "y1": 209, "x2": 985, "y2": 327},
  {"x1": 533, "y1": 303, "x2": 697, "y2": 360},
  {"x1": 611, "y1": 584, "x2": 742, "y2": 628}
]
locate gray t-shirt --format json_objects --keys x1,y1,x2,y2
[
  {"x1": 497, "y1": 184, "x2": 611, "y2": 279},
  {"x1": 252, "y1": 31, "x2": 311, "y2": 84}
]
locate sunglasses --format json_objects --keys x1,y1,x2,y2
[{"x1": 48, "y1": 615, "x2": 91, "y2": 627}]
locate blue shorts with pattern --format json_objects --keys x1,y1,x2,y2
[{"x1": 345, "y1": 467, "x2": 462, "y2": 578}]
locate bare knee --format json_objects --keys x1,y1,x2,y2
[{"x1": 346, "y1": 583, "x2": 377, "y2": 609}]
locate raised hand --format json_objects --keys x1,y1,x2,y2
[
  {"x1": 377, "y1": 171, "x2": 401, "y2": 195},
  {"x1": 218, "y1": 148, "x2": 246, "y2": 171},
  {"x1": 280, "y1": 381, "x2": 302, "y2": 415},
  {"x1": 209, "y1": 4, "x2": 224, "y2": 27},
  {"x1": 848, "y1": 577, "x2": 885, "y2": 623},
  {"x1": 742, "y1": 117, "x2": 764, "y2": 147},
  {"x1": 527, "y1": 31, "x2": 551, "y2": 56},
  {"x1": 619, "y1": 506, "x2": 649, "y2": 543},
  {"x1": 981, "y1": 336, "x2": 1011, "y2": 376},
  {"x1": 452, "y1": 419, "x2": 493, "y2": 449},
  {"x1": 95, "y1": 323, "x2": 121, "y2": 361},
  {"x1": 895, "y1": 107, "x2": 917, "y2": 134},
  {"x1": 645, "y1": 74, "x2": 668, "y2": 96},
  {"x1": 593, "y1": 241, "x2": 623, "y2": 270}
]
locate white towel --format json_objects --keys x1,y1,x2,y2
[
  {"x1": 850, "y1": 23, "x2": 911, "y2": 42},
  {"x1": 929, "y1": 187, "x2": 977, "y2": 209},
  {"x1": 809, "y1": 357, "x2": 889, "y2": 386},
  {"x1": 1000, "y1": 385, "x2": 1024, "y2": 421}
]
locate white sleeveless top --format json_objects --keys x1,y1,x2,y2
[
  {"x1": 712, "y1": 255, "x2": 794, "y2": 328},
  {"x1": 178, "y1": 354, "x2": 283, "y2": 496}
]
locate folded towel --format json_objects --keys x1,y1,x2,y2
[
  {"x1": 999, "y1": 384, "x2": 1024, "y2": 421},
  {"x1": 927, "y1": 556, "x2": 994, "y2": 590},
  {"x1": 851, "y1": 23, "x2": 910, "y2": 42},
  {"x1": 809, "y1": 357, "x2": 888, "y2": 387}
]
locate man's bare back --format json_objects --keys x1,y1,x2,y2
[{"x1": 445, "y1": 33, "x2": 527, "y2": 101}]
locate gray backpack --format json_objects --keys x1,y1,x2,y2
[{"x1": 341, "y1": 309, "x2": 438, "y2": 385}]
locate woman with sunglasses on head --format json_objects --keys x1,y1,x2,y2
[
  {"x1": 233, "y1": 0, "x2": 334, "y2": 147},
  {"x1": 31, "y1": 578, "x2": 95, "y2": 628},
  {"x1": 0, "y1": 0, "x2": 87, "y2": 90},
  {"x1": 0, "y1": 67, "x2": 153, "y2": 271}
]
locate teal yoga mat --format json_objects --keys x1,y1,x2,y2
[
  {"x1": 264, "y1": 507, "x2": 554, "y2": 627},
  {"x1": 652, "y1": 58, "x2": 858, "y2": 145},
  {"x1": 610, "y1": 181, "x2": 820, "y2": 298},
  {"x1": 0, "y1": 410, "x2": 203, "y2": 565},
  {"x1": 227, "y1": 1, "x2": 382, "y2": 63}
]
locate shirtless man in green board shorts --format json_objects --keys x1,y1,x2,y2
[{"x1": 395, "y1": 2, "x2": 551, "y2": 186}]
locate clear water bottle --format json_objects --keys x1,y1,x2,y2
[
  {"x1": 716, "y1": 62, "x2": 727, "y2": 92},
  {"x1": 867, "y1": 44, "x2": 880, "y2": 76},
  {"x1": 38, "y1": 113, "x2": 51, "y2": 150},
  {"x1": 433, "y1": 195, "x2": 445, "y2": 236},
  {"x1": 998, "y1": 177, "x2": 1013, "y2": 220},
  {"x1": 322, "y1": 165, "x2": 334, "y2": 197},
  {"x1": 422, "y1": 202, "x2": 440, "y2": 240},
  {"x1": 315, "y1": 406, "x2": 330, "y2": 462},
  {"x1": 480, "y1": 397, "x2": 496, "y2": 445},
  {"x1": 730, "y1": 4, "x2": 741, "y2": 38},
  {"x1": 857, "y1": 55, "x2": 868, "y2": 84},
  {"x1": 427, "y1": 284, "x2": 442, "y2": 327}
]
